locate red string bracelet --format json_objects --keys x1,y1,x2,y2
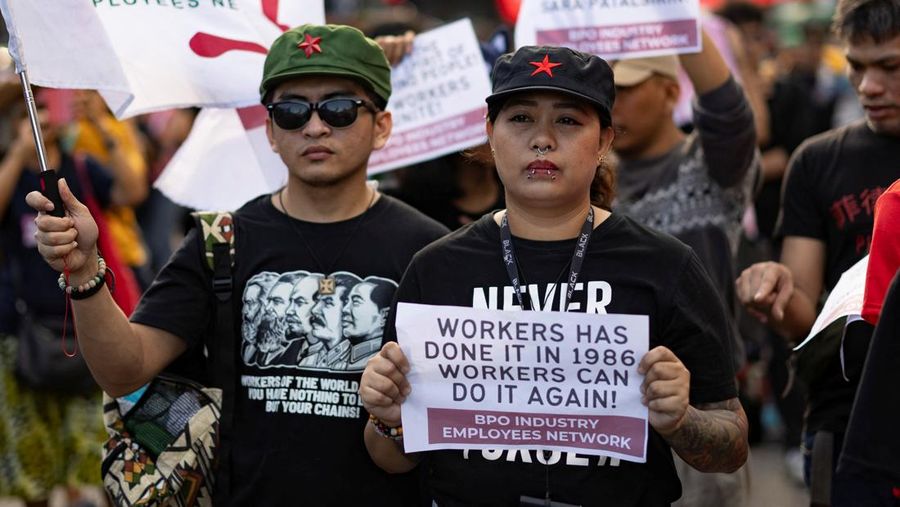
[
  {"x1": 61, "y1": 257, "x2": 77, "y2": 358},
  {"x1": 57, "y1": 254, "x2": 110, "y2": 358}
]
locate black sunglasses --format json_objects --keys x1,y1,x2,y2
[{"x1": 266, "y1": 98, "x2": 375, "y2": 130}]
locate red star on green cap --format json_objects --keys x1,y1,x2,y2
[
  {"x1": 529, "y1": 54, "x2": 562, "y2": 77},
  {"x1": 298, "y1": 33, "x2": 322, "y2": 58}
]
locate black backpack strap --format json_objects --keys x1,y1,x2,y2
[{"x1": 192, "y1": 211, "x2": 237, "y2": 502}]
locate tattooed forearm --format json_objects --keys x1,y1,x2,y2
[{"x1": 663, "y1": 398, "x2": 749, "y2": 473}]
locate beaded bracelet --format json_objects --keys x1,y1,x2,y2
[
  {"x1": 58, "y1": 255, "x2": 108, "y2": 300},
  {"x1": 369, "y1": 414, "x2": 403, "y2": 440}
]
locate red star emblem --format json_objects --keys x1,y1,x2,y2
[
  {"x1": 529, "y1": 54, "x2": 562, "y2": 77},
  {"x1": 298, "y1": 33, "x2": 322, "y2": 58}
]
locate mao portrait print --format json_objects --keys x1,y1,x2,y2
[{"x1": 241, "y1": 269, "x2": 397, "y2": 372}]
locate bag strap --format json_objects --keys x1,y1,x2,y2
[{"x1": 191, "y1": 210, "x2": 236, "y2": 501}]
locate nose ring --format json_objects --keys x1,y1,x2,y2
[{"x1": 534, "y1": 146, "x2": 550, "y2": 158}]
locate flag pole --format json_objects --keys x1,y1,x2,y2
[
  {"x1": 3, "y1": 1, "x2": 65, "y2": 215},
  {"x1": 3, "y1": 1, "x2": 48, "y2": 172},
  {"x1": 16, "y1": 68, "x2": 65, "y2": 217},
  {"x1": 17, "y1": 69, "x2": 49, "y2": 173}
]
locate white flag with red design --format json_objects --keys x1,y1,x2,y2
[
  {"x1": 0, "y1": 0, "x2": 324, "y2": 118},
  {"x1": 156, "y1": 105, "x2": 287, "y2": 210}
]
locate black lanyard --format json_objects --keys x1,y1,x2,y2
[
  {"x1": 499, "y1": 207, "x2": 594, "y2": 312},
  {"x1": 499, "y1": 207, "x2": 595, "y2": 506}
]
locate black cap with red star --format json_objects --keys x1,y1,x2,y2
[{"x1": 486, "y1": 45, "x2": 615, "y2": 126}]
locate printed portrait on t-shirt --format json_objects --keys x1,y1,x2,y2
[
  {"x1": 285, "y1": 273, "x2": 321, "y2": 343},
  {"x1": 252, "y1": 271, "x2": 305, "y2": 367},
  {"x1": 241, "y1": 270, "x2": 397, "y2": 372},
  {"x1": 342, "y1": 277, "x2": 395, "y2": 369},
  {"x1": 240, "y1": 271, "x2": 280, "y2": 363}
]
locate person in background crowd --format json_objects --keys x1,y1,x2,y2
[
  {"x1": 391, "y1": 152, "x2": 505, "y2": 230},
  {"x1": 861, "y1": 178, "x2": 900, "y2": 326},
  {"x1": 134, "y1": 108, "x2": 196, "y2": 276},
  {"x1": 737, "y1": 0, "x2": 900, "y2": 504},
  {"x1": 610, "y1": 28, "x2": 759, "y2": 506},
  {"x1": 838, "y1": 177, "x2": 900, "y2": 502},
  {"x1": 0, "y1": 89, "x2": 112, "y2": 507},
  {"x1": 718, "y1": 0, "x2": 813, "y2": 484},
  {"x1": 68, "y1": 90, "x2": 151, "y2": 288},
  {"x1": 673, "y1": 11, "x2": 771, "y2": 149},
  {"x1": 772, "y1": 0, "x2": 866, "y2": 127}
]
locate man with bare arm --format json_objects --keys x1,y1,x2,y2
[
  {"x1": 737, "y1": 1, "x2": 900, "y2": 504},
  {"x1": 26, "y1": 24, "x2": 447, "y2": 505}
]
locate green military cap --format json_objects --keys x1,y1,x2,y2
[{"x1": 260, "y1": 24, "x2": 392, "y2": 104}]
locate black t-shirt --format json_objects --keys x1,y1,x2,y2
[
  {"x1": 131, "y1": 194, "x2": 448, "y2": 506},
  {"x1": 756, "y1": 77, "x2": 822, "y2": 239},
  {"x1": 385, "y1": 213, "x2": 737, "y2": 506},
  {"x1": 781, "y1": 121, "x2": 900, "y2": 291},
  {"x1": 839, "y1": 272, "x2": 900, "y2": 483},
  {"x1": 779, "y1": 121, "x2": 900, "y2": 433}
]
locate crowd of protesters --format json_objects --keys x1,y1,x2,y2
[{"x1": 1, "y1": 0, "x2": 898, "y2": 505}]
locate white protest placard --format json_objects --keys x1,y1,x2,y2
[
  {"x1": 367, "y1": 18, "x2": 491, "y2": 175},
  {"x1": 396, "y1": 303, "x2": 649, "y2": 463},
  {"x1": 795, "y1": 255, "x2": 869, "y2": 351},
  {"x1": 515, "y1": 0, "x2": 702, "y2": 59}
]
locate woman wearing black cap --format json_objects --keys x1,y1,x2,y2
[{"x1": 360, "y1": 45, "x2": 748, "y2": 506}]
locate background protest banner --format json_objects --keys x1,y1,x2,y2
[
  {"x1": 515, "y1": 0, "x2": 702, "y2": 60},
  {"x1": 0, "y1": 0, "x2": 324, "y2": 118},
  {"x1": 397, "y1": 303, "x2": 649, "y2": 463},
  {"x1": 367, "y1": 18, "x2": 491, "y2": 175}
]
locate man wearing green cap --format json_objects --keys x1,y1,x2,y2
[{"x1": 25, "y1": 24, "x2": 447, "y2": 504}]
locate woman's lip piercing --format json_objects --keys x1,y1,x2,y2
[{"x1": 527, "y1": 167, "x2": 556, "y2": 180}]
